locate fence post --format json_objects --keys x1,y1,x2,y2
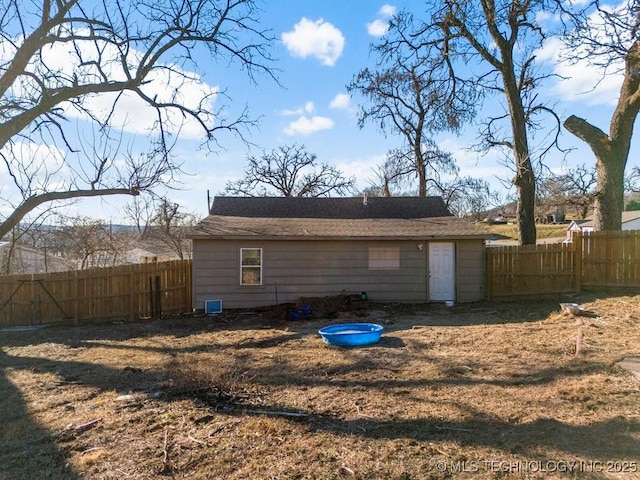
[
  {"x1": 149, "y1": 276, "x2": 154, "y2": 318},
  {"x1": 573, "y1": 231, "x2": 582, "y2": 293},
  {"x1": 129, "y1": 269, "x2": 136, "y2": 322},
  {"x1": 187, "y1": 259, "x2": 193, "y2": 311},
  {"x1": 485, "y1": 248, "x2": 493, "y2": 301},
  {"x1": 73, "y1": 270, "x2": 79, "y2": 326},
  {"x1": 155, "y1": 275, "x2": 162, "y2": 318}
]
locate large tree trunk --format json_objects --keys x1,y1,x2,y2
[
  {"x1": 503, "y1": 67, "x2": 537, "y2": 245},
  {"x1": 564, "y1": 117, "x2": 630, "y2": 231},
  {"x1": 593, "y1": 146, "x2": 626, "y2": 230},
  {"x1": 414, "y1": 128, "x2": 427, "y2": 196},
  {"x1": 417, "y1": 164, "x2": 427, "y2": 196},
  {"x1": 515, "y1": 165, "x2": 537, "y2": 244},
  {"x1": 564, "y1": 40, "x2": 640, "y2": 231}
]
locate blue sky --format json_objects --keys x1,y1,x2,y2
[
  {"x1": 2, "y1": 0, "x2": 636, "y2": 222},
  {"x1": 173, "y1": 0, "x2": 636, "y2": 218}
]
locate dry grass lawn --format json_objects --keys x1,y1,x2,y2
[
  {"x1": 1, "y1": 292, "x2": 639, "y2": 479},
  {"x1": 485, "y1": 223, "x2": 570, "y2": 241}
]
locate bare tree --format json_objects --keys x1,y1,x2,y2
[
  {"x1": 1, "y1": 226, "x2": 21, "y2": 274},
  {"x1": 49, "y1": 217, "x2": 136, "y2": 269},
  {"x1": 365, "y1": 146, "x2": 495, "y2": 218},
  {"x1": 223, "y1": 144, "x2": 355, "y2": 197},
  {"x1": 538, "y1": 164, "x2": 597, "y2": 219},
  {"x1": 360, "y1": 2, "x2": 564, "y2": 244},
  {"x1": 367, "y1": 149, "x2": 417, "y2": 197},
  {"x1": 627, "y1": 166, "x2": 640, "y2": 193},
  {"x1": 146, "y1": 199, "x2": 198, "y2": 260},
  {"x1": 124, "y1": 195, "x2": 158, "y2": 236},
  {"x1": 562, "y1": 0, "x2": 640, "y2": 230},
  {"x1": 433, "y1": 176, "x2": 495, "y2": 219},
  {"x1": 0, "y1": 209, "x2": 59, "y2": 274},
  {"x1": 348, "y1": 50, "x2": 469, "y2": 196},
  {"x1": 0, "y1": 0, "x2": 274, "y2": 239}
]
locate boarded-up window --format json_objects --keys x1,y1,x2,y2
[
  {"x1": 240, "y1": 248, "x2": 262, "y2": 285},
  {"x1": 368, "y1": 247, "x2": 400, "y2": 270}
]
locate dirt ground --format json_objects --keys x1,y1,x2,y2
[{"x1": 1, "y1": 291, "x2": 639, "y2": 479}]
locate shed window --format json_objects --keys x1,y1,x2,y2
[
  {"x1": 240, "y1": 248, "x2": 262, "y2": 285},
  {"x1": 368, "y1": 247, "x2": 400, "y2": 270}
]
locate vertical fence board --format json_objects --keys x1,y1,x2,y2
[
  {"x1": 580, "y1": 230, "x2": 640, "y2": 287},
  {"x1": 487, "y1": 230, "x2": 640, "y2": 300},
  {"x1": 486, "y1": 242, "x2": 579, "y2": 300},
  {"x1": 0, "y1": 259, "x2": 192, "y2": 328}
]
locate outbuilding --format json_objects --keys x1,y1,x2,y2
[
  {"x1": 188, "y1": 196, "x2": 489, "y2": 309},
  {"x1": 567, "y1": 211, "x2": 640, "y2": 235}
]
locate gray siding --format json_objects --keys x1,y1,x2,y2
[
  {"x1": 456, "y1": 240, "x2": 486, "y2": 303},
  {"x1": 192, "y1": 238, "x2": 485, "y2": 309}
]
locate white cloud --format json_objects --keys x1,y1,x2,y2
[
  {"x1": 536, "y1": 37, "x2": 623, "y2": 106},
  {"x1": 0, "y1": 141, "x2": 69, "y2": 199},
  {"x1": 281, "y1": 107, "x2": 303, "y2": 116},
  {"x1": 367, "y1": 4, "x2": 396, "y2": 37},
  {"x1": 333, "y1": 154, "x2": 385, "y2": 186},
  {"x1": 284, "y1": 116, "x2": 334, "y2": 136},
  {"x1": 379, "y1": 4, "x2": 396, "y2": 17},
  {"x1": 281, "y1": 101, "x2": 316, "y2": 116},
  {"x1": 2, "y1": 31, "x2": 219, "y2": 140},
  {"x1": 535, "y1": 10, "x2": 553, "y2": 23},
  {"x1": 281, "y1": 18, "x2": 345, "y2": 66},
  {"x1": 367, "y1": 19, "x2": 390, "y2": 37},
  {"x1": 84, "y1": 76, "x2": 217, "y2": 139},
  {"x1": 329, "y1": 93, "x2": 351, "y2": 109},
  {"x1": 437, "y1": 137, "x2": 503, "y2": 185}
]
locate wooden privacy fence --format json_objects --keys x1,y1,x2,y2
[
  {"x1": 487, "y1": 230, "x2": 640, "y2": 300},
  {"x1": 486, "y1": 243, "x2": 579, "y2": 300},
  {"x1": 577, "y1": 230, "x2": 640, "y2": 287},
  {"x1": 0, "y1": 259, "x2": 192, "y2": 328}
]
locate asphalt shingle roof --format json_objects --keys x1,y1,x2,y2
[
  {"x1": 189, "y1": 197, "x2": 489, "y2": 240},
  {"x1": 210, "y1": 196, "x2": 453, "y2": 219},
  {"x1": 189, "y1": 215, "x2": 488, "y2": 240}
]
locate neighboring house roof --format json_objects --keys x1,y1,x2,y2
[
  {"x1": 0, "y1": 243, "x2": 71, "y2": 274},
  {"x1": 190, "y1": 196, "x2": 489, "y2": 240},
  {"x1": 567, "y1": 219, "x2": 593, "y2": 230},
  {"x1": 567, "y1": 211, "x2": 640, "y2": 230},
  {"x1": 622, "y1": 211, "x2": 640, "y2": 223}
]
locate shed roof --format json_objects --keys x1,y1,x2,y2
[
  {"x1": 210, "y1": 196, "x2": 453, "y2": 219},
  {"x1": 190, "y1": 196, "x2": 488, "y2": 241}
]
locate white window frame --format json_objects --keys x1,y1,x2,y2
[
  {"x1": 368, "y1": 246, "x2": 400, "y2": 270},
  {"x1": 240, "y1": 248, "x2": 263, "y2": 286}
]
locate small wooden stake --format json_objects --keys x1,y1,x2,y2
[{"x1": 575, "y1": 327, "x2": 584, "y2": 355}]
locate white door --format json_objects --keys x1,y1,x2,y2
[{"x1": 429, "y1": 242, "x2": 455, "y2": 301}]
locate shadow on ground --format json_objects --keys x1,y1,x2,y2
[
  {"x1": 0, "y1": 291, "x2": 636, "y2": 478},
  {"x1": 0, "y1": 349, "x2": 80, "y2": 479}
]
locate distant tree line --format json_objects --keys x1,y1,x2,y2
[{"x1": 1, "y1": 196, "x2": 197, "y2": 274}]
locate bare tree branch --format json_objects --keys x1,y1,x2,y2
[
  {"x1": 0, "y1": 0, "x2": 275, "y2": 237},
  {"x1": 351, "y1": 0, "x2": 565, "y2": 243},
  {"x1": 223, "y1": 145, "x2": 355, "y2": 198},
  {"x1": 0, "y1": 187, "x2": 137, "y2": 239},
  {"x1": 561, "y1": 1, "x2": 640, "y2": 230}
]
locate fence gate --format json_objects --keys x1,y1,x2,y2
[
  {"x1": 0, "y1": 277, "x2": 73, "y2": 327},
  {"x1": 0, "y1": 260, "x2": 192, "y2": 328}
]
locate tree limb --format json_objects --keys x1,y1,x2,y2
[
  {"x1": 0, "y1": 188, "x2": 138, "y2": 239},
  {"x1": 563, "y1": 115, "x2": 610, "y2": 158}
]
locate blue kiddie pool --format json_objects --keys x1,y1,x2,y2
[{"x1": 318, "y1": 323, "x2": 384, "y2": 347}]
